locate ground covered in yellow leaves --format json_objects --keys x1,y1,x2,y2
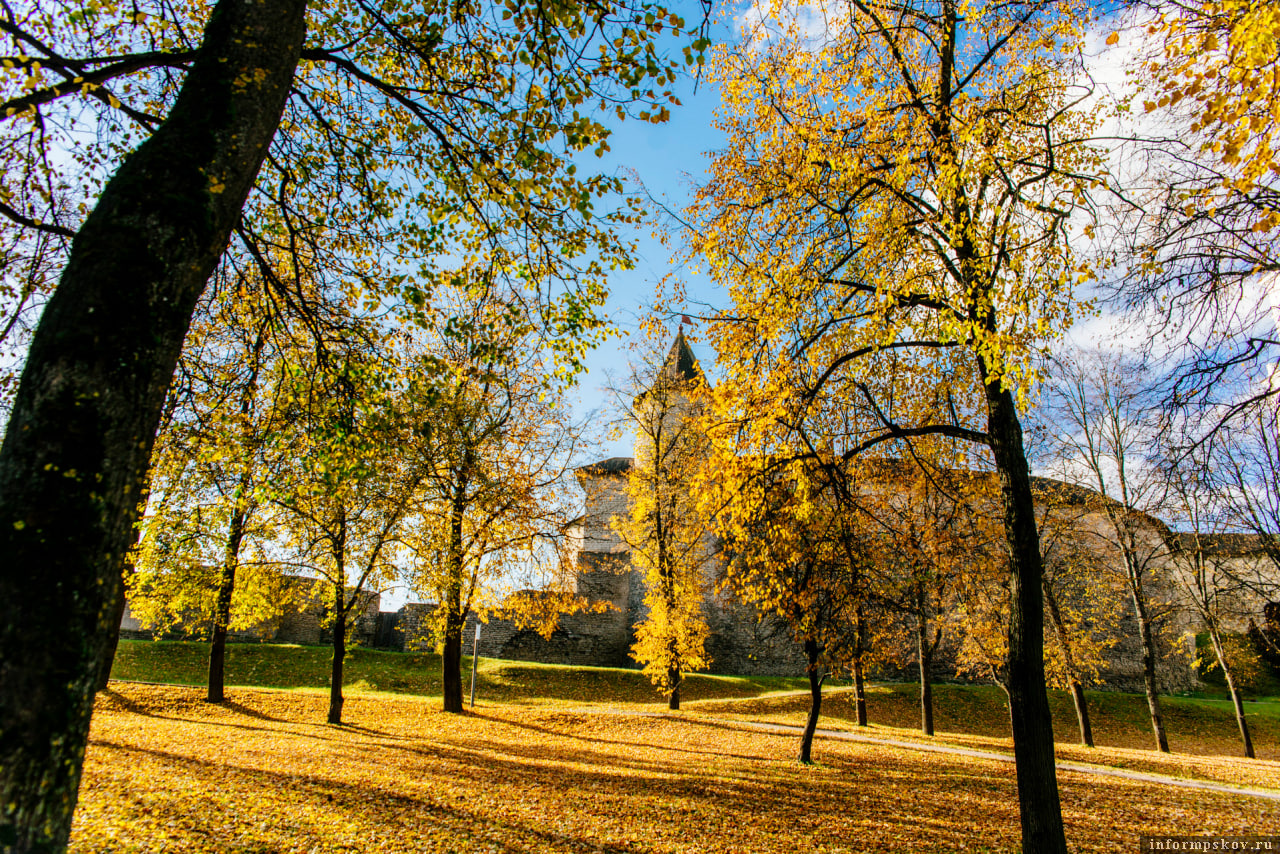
[{"x1": 74, "y1": 684, "x2": 1276, "y2": 853}]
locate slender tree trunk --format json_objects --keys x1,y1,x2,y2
[
  {"x1": 917, "y1": 613, "x2": 935, "y2": 736},
  {"x1": 983, "y1": 380, "x2": 1068, "y2": 854},
  {"x1": 852, "y1": 606, "x2": 868, "y2": 726},
  {"x1": 442, "y1": 494, "x2": 467, "y2": 714},
  {"x1": 207, "y1": 501, "x2": 248, "y2": 703},
  {"x1": 1043, "y1": 579, "x2": 1093, "y2": 747},
  {"x1": 667, "y1": 665, "x2": 681, "y2": 711},
  {"x1": 1209, "y1": 627, "x2": 1255, "y2": 759},
  {"x1": 799, "y1": 638, "x2": 822, "y2": 764},
  {"x1": 1131, "y1": 591, "x2": 1170, "y2": 752},
  {"x1": 329, "y1": 579, "x2": 347, "y2": 725},
  {"x1": 0, "y1": 0, "x2": 306, "y2": 846}
]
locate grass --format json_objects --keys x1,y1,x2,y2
[
  {"x1": 111, "y1": 639, "x2": 812, "y2": 706},
  {"x1": 73, "y1": 683, "x2": 1279, "y2": 853}
]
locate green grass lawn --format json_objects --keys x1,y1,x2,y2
[{"x1": 110, "y1": 639, "x2": 811, "y2": 705}]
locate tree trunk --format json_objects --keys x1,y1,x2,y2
[
  {"x1": 983, "y1": 381, "x2": 1068, "y2": 854},
  {"x1": 1044, "y1": 579, "x2": 1093, "y2": 747},
  {"x1": 852, "y1": 655, "x2": 868, "y2": 727},
  {"x1": 329, "y1": 580, "x2": 346, "y2": 725},
  {"x1": 916, "y1": 605, "x2": 935, "y2": 736},
  {"x1": 443, "y1": 605, "x2": 464, "y2": 714},
  {"x1": 667, "y1": 666, "x2": 681, "y2": 711},
  {"x1": 1209, "y1": 627, "x2": 1255, "y2": 759},
  {"x1": 799, "y1": 638, "x2": 822, "y2": 764},
  {"x1": 852, "y1": 606, "x2": 868, "y2": 726},
  {"x1": 95, "y1": 581, "x2": 129, "y2": 693},
  {"x1": 1132, "y1": 592, "x2": 1170, "y2": 753},
  {"x1": 207, "y1": 501, "x2": 248, "y2": 703},
  {"x1": 0, "y1": 0, "x2": 306, "y2": 846},
  {"x1": 442, "y1": 494, "x2": 466, "y2": 714}
]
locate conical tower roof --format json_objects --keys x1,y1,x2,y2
[{"x1": 658, "y1": 329, "x2": 702, "y2": 385}]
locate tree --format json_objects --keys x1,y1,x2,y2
[
  {"x1": 1109, "y1": 0, "x2": 1280, "y2": 442},
  {"x1": 708, "y1": 452, "x2": 872, "y2": 762},
  {"x1": 611, "y1": 332, "x2": 713, "y2": 709},
  {"x1": 0, "y1": 0, "x2": 306, "y2": 845},
  {"x1": 1042, "y1": 351, "x2": 1180, "y2": 753},
  {"x1": 866, "y1": 459, "x2": 998, "y2": 737},
  {"x1": 1162, "y1": 449, "x2": 1259, "y2": 758},
  {"x1": 402, "y1": 286, "x2": 592, "y2": 714},
  {"x1": 0, "y1": 0, "x2": 706, "y2": 844},
  {"x1": 272, "y1": 340, "x2": 421, "y2": 725},
  {"x1": 128, "y1": 272, "x2": 300, "y2": 703},
  {"x1": 686, "y1": 0, "x2": 1105, "y2": 845},
  {"x1": 1032, "y1": 483, "x2": 1122, "y2": 748}
]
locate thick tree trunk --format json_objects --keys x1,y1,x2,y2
[
  {"x1": 1209, "y1": 628, "x2": 1255, "y2": 759},
  {"x1": 799, "y1": 639, "x2": 822, "y2": 764},
  {"x1": 1132, "y1": 592, "x2": 1170, "y2": 753},
  {"x1": 0, "y1": 0, "x2": 306, "y2": 846},
  {"x1": 443, "y1": 605, "x2": 464, "y2": 714},
  {"x1": 667, "y1": 666, "x2": 681, "y2": 711},
  {"x1": 1044, "y1": 579, "x2": 1093, "y2": 747},
  {"x1": 984, "y1": 382, "x2": 1068, "y2": 854},
  {"x1": 207, "y1": 502, "x2": 248, "y2": 703},
  {"x1": 329, "y1": 580, "x2": 347, "y2": 725}
]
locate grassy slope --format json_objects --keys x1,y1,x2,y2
[
  {"x1": 110, "y1": 639, "x2": 810, "y2": 705},
  {"x1": 112, "y1": 639, "x2": 1280, "y2": 762}
]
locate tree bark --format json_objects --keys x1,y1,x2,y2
[
  {"x1": 916, "y1": 591, "x2": 936, "y2": 737},
  {"x1": 1131, "y1": 590, "x2": 1170, "y2": 753},
  {"x1": 852, "y1": 655, "x2": 868, "y2": 727},
  {"x1": 442, "y1": 492, "x2": 467, "y2": 714},
  {"x1": 328, "y1": 579, "x2": 347, "y2": 725},
  {"x1": 0, "y1": 0, "x2": 306, "y2": 846},
  {"x1": 799, "y1": 639, "x2": 822, "y2": 764},
  {"x1": 207, "y1": 501, "x2": 248, "y2": 703},
  {"x1": 852, "y1": 606, "x2": 868, "y2": 726},
  {"x1": 442, "y1": 604, "x2": 464, "y2": 713},
  {"x1": 1043, "y1": 579, "x2": 1093, "y2": 747},
  {"x1": 95, "y1": 581, "x2": 129, "y2": 693},
  {"x1": 667, "y1": 666, "x2": 681, "y2": 711},
  {"x1": 984, "y1": 381, "x2": 1068, "y2": 854},
  {"x1": 1209, "y1": 627, "x2": 1255, "y2": 759}
]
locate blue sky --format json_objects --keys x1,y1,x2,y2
[{"x1": 565, "y1": 19, "x2": 739, "y2": 459}]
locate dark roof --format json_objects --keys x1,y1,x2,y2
[
  {"x1": 577, "y1": 456, "x2": 634, "y2": 476},
  {"x1": 661, "y1": 330, "x2": 702, "y2": 384}
]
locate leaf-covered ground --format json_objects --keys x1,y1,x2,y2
[{"x1": 73, "y1": 684, "x2": 1277, "y2": 853}]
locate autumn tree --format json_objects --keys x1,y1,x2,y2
[
  {"x1": 686, "y1": 0, "x2": 1107, "y2": 846},
  {"x1": 0, "y1": 0, "x2": 708, "y2": 843},
  {"x1": 270, "y1": 338, "x2": 425, "y2": 725},
  {"x1": 126, "y1": 269, "x2": 311, "y2": 703},
  {"x1": 401, "y1": 285, "x2": 592, "y2": 714},
  {"x1": 708, "y1": 451, "x2": 872, "y2": 761},
  {"x1": 611, "y1": 332, "x2": 714, "y2": 710},
  {"x1": 1110, "y1": 0, "x2": 1279, "y2": 441},
  {"x1": 1032, "y1": 483, "x2": 1122, "y2": 748},
  {"x1": 1041, "y1": 351, "x2": 1181, "y2": 752}
]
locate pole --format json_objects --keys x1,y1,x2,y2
[{"x1": 469, "y1": 621, "x2": 481, "y2": 708}]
